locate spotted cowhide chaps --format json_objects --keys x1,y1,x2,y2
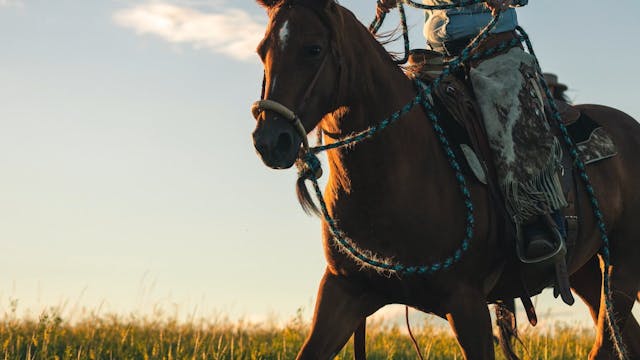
[{"x1": 470, "y1": 47, "x2": 567, "y2": 224}]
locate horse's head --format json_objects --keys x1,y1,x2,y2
[{"x1": 251, "y1": 0, "x2": 342, "y2": 169}]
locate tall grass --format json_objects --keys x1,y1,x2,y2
[{"x1": 1, "y1": 305, "x2": 594, "y2": 360}]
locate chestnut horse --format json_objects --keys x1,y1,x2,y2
[{"x1": 251, "y1": 0, "x2": 640, "y2": 358}]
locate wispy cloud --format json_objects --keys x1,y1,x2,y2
[
  {"x1": 113, "y1": 2, "x2": 265, "y2": 61},
  {"x1": 0, "y1": 0, "x2": 23, "y2": 7}
]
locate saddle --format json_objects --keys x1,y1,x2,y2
[{"x1": 405, "y1": 49, "x2": 618, "y2": 319}]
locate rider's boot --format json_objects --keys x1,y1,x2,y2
[{"x1": 522, "y1": 211, "x2": 566, "y2": 260}]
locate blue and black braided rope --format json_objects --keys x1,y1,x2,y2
[
  {"x1": 298, "y1": 14, "x2": 502, "y2": 275},
  {"x1": 303, "y1": 79, "x2": 475, "y2": 276}
]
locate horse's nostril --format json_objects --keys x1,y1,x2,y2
[
  {"x1": 275, "y1": 132, "x2": 293, "y2": 155},
  {"x1": 255, "y1": 141, "x2": 268, "y2": 157}
]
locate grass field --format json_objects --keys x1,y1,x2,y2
[{"x1": 0, "y1": 306, "x2": 596, "y2": 360}]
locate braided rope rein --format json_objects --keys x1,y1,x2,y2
[
  {"x1": 297, "y1": 14, "x2": 501, "y2": 276},
  {"x1": 296, "y1": 3, "x2": 627, "y2": 358},
  {"x1": 303, "y1": 76, "x2": 475, "y2": 275}
]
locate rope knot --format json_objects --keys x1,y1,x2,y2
[
  {"x1": 295, "y1": 152, "x2": 324, "y2": 216},
  {"x1": 296, "y1": 152, "x2": 323, "y2": 181}
]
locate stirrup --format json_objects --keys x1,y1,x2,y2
[
  {"x1": 515, "y1": 214, "x2": 575, "y2": 305},
  {"x1": 515, "y1": 215, "x2": 565, "y2": 264}
]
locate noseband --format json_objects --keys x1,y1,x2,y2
[{"x1": 251, "y1": 99, "x2": 310, "y2": 150}]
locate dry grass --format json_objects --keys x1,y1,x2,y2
[{"x1": 0, "y1": 304, "x2": 595, "y2": 360}]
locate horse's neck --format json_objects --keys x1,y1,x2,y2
[
  {"x1": 321, "y1": 15, "x2": 445, "y2": 196},
  {"x1": 322, "y1": 30, "x2": 416, "y2": 136}
]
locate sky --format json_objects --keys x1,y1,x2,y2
[{"x1": 1, "y1": 0, "x2": 639, "y2": 330}]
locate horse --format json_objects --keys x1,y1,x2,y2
[{"x1": 250, "y1": 0, "x2": 640, "y2": 358}]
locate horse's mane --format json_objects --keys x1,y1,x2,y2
[
  {"x1": 292, "y1": 0, "x2": 398, "y2": 215},
  {"x1": 373, "y1": 28, "x2": 404, "y2": 62}
]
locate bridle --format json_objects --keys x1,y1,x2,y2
[
  {"x1": 251, "y1": 3, "x2": 337, "y2": 153},
  {"x1": 251, "y1": 54, "x2": 330, "y2": 151}
]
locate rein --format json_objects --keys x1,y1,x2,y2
[
  {"x1": 254, "y1": 2, "x2": 501, "y2": 275},
  {"x1": 296, "y1": 11, "x2": 504, "y2": 275}
]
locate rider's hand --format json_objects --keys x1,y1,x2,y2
[
  {"x1": 486, "y1": 0, "x2": 512, "y2": 16},
  {"x1": 376, "y1": 0, "x2": 398, "y2": 18}
]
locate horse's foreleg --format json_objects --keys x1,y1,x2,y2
[
  {"x1": 353, "y1": 319, "x2": 366, "y2": 360},
  {"x1": 446, "y1": 286, "x2": 495, "y2": 360},
  {"x1": 573, "y1": 257, "x2": 640, "y2": 357},
  {"x1": 571, "y1": 256, "x2": 602, "y2": 323},
  {"x1": 296, "y1": 269, "x2": 382, "y2": 360},
  {"x1": 593, "y1": 265, "x2": 638, "y2": 360}
]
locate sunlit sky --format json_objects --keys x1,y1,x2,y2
[{"x1": 1, "y1": 0, "x2": 639, "y2": 328}]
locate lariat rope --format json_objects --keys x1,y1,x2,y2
[
  {"x1": 290, "y1": 2, "x2": 626, "y2": 357},
  {"x1": 369, "y1": 0, "x2": 490, "y2": 64},
  {"x1": 370, "y1": 2, "x2": 410, "y2": 64}
]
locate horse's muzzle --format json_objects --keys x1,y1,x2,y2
[{"x1": 252, "y1": 116, "x2": 302, "y2": 169}]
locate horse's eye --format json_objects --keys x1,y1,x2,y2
[{"x1": 304, "y1": 45, "x2": 322, "y2": 57}]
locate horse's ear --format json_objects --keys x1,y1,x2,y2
[{"x1": 256, "y1": 0, "x2": 279, "y2": 9}]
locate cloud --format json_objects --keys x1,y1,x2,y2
[
  {"x1": 0, "y1": 0, "x2": 23, "y2": 7},
  {"x1": 113, "y1": 2, "x2": 265, "y2": 61}
]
